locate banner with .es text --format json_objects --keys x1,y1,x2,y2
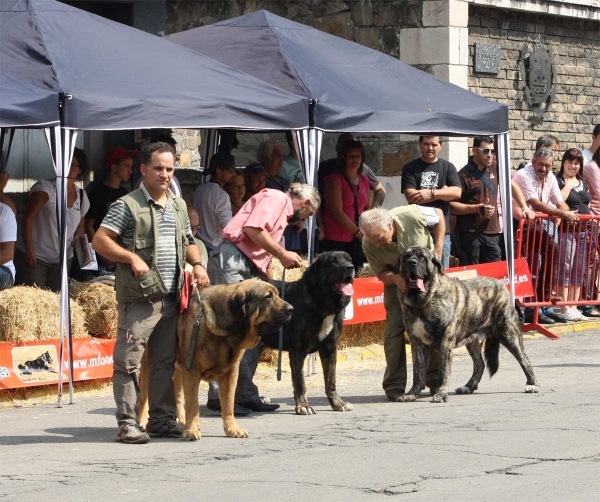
[
  {"x1": 0, "y1": 337, "x2": 115, "y2": 390},
  {"x1": 343, "y1": 258, "x2": 533, "y2": 325}
]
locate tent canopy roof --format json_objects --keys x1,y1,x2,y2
[
  {"x1": 0, "y1": 71, "x2": 59, "y2": 127},
  {"x1": 167, "y1": 10, "x2": 508, "y2": 135},
  {"x1": 0, "y1": 0, "x2": 309, "y2": 131}
]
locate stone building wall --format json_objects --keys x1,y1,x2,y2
[{"x1": 468, "y1": 5, "x2": 600, "y2": 168}]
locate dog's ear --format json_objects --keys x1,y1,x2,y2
[
  {"x1": 228, "y1": 289, "x2": 260, "y2": 321},
  {"x1": 431, "y1": 252, "x2": 444, "y2": 275}
]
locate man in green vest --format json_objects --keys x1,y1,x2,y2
[
  {"x1": 93, "y1": 142, "x2": 209, "y2": 444},
  {"x1": 359, "y1": 205, "x2": 444, "y2": 402}
]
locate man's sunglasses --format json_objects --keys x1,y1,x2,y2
[
  {"x1": 475, "y1": 147, "x2": 496, "y2": 155},
  {"x1": 190, "y1": 224, "x2": 201, "y2": 232}
]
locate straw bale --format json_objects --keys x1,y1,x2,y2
[
  {"x1": 76, "y1": 282, "x2": 118, "y2": 338},
  {"x1": 0, "y1": 286, "x2": 88, "y2": 342},
  {"x1": 340, "y1": 321, "x2": 386, "y2": 348},
  {"x1": 270, "y1": 256, "x2": 308, "y2": 282},
  {"x1": 69, "y1": 279, "x2": 89, "y2": 300}
]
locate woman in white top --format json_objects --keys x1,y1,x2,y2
[{"x1": 15, "y1": 148, "x2": 90, "y2": 292}]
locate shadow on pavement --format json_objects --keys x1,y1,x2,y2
[{"x1": 0, "y1": 427, "x2": 114, "y2": 445}]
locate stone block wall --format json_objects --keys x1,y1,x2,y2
[{"x1": 468, "y1": 5, "x2": 600, "y2": 168}]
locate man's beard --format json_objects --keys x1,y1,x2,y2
[{"x1": 288, "y1": 208, "x2": 304, "y2": 225}]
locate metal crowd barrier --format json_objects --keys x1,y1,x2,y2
[{"x1": 515, "y1": 214, "x2": 600, "y2": 339}]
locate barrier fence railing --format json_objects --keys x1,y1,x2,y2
[{"x1": 515, "y1": 214, "x2": 600, "y2": 339}]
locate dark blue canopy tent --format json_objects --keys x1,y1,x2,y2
[
  {"x1": 0, "y1": 0, "x2": 311, "y2": 405},
  {"x1": 167, "y1": 10, "x2": 514, "y2": 282}
]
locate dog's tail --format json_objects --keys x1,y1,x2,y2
[{"x1": 484, "y1": 337, "x2": 500, "y2": 378}]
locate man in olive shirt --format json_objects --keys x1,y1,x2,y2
[{"x1": 359, "y1": 205, "x2": 444, "y2": 401}]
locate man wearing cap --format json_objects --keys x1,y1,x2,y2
[
  {"x1": 244, "y1": 163, "x2": 268, "y2": 200},
  {"x1": 86, "y1": 147, "x2": 137, "y2": 274},
  {"x1": 193, "y1": 152, "x2": 238, "y2": 260}
]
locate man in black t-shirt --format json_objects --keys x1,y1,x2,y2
[
  {"x1": 401, "y1": 136, "x2": 461, "y2": 269},
  {"x1": 86, "y1": 147, "x2": 138, "y2": 274}
]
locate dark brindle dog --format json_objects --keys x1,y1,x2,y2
[
  {"x1": 18, "y1": 351, "x2": 55, "y2": 374},
  {"x1": 262, "y1": 251, "x2": 355, "y2": 415},
  {"x1": 398, "y1": 246, "x2": 540, "y2": 403}
]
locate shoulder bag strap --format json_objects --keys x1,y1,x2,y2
[{"x1": 341, "y1": 174, "x2": 360, "y2": 225}]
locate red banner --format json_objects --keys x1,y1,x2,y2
[
  {"x1": 0, "y1": 337, "x2": 115, "y2": 390},
  {"x1": 343, "y1": 258, "x2": 533, "y2": 325}
]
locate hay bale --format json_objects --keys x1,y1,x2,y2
[
  {"x1": 69, "y1": 279, "x2": 89, "y2": 300},
  {"x1": 340, "y1": 321, "x2": 386, "y2": 348},
  {"x1": 270, "y1": 256, "x2": 308, "y2": 282},
  {"x1": 0, "y1": 286, "x2": 88, "y2": 342},
  {"x1": 76, "y1": 282, "x2": 118, "y2": 338}
]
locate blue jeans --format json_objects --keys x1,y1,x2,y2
[
  {"x1": 442, "y1": 234, "x2": 451, "y2": 270},
  {"x1": 0, "y1": 265, "x2": 14, "y2": 290}
]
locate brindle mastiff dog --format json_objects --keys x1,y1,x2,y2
[
  {"x1": 397, "y1": 246, "x2": 540, "y2": 403},
  {"x1": 138, "y1": 279, "x2": 293, "y2": 440}
]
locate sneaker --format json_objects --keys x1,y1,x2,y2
[
  {"x1": 206, "y1": 398, "x2": 252, "y2": 417},
  {"x1": 115, "y1": 424, "x2": 150, "y2": 444},
  {"x1": 563, "y1": 309, "x2": 584, "y2": 322},
  {"x1": 146, "y1": 419, "x2": 184, "y2": 438}
]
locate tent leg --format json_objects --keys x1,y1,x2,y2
[{"x1": 496, "y1": 132, "x2": 515, "y2": 304}]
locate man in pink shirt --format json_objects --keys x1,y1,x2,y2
[{"x1": 209, "y1": 183, "x2": 320, "y2": 412}]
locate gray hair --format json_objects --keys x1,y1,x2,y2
[
  {"x1": 532, "y1": 147, "x2": 555, "y2": 163},
  {"x1": 359, "y1": 208, "x2": 393, "y2": 235},
  {"x1": 257, "y1": 140, "x2": 279, "y2": 166},
  {"x1": 535, "y1": 134, "x2": 559, "y2": 152},
  {"x1": 288, "y1": 183, "x2": 320, "y2": 210}
]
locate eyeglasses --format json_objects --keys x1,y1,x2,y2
[
  {"x1": 475, "y1": 147, "x2": 496, "y2": 155},
  {"x1": 190, "y1": 225, "x2": 201, "y2": 232}
]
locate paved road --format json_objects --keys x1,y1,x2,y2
[{"x1": 1, "y1": 329, "x2": 599, "y2": 501}]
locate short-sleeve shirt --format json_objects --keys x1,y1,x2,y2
[
  {"x1": 362, "y1": 205, "x2": 436, "y2": 276},
  {"x1": 556, "y1": 176, "x2": 591, "y2": 215},
  {"x1": 0, "y1": 202, "x2": 17, "y2": 279},
  {"x1": 101, "y1": 183, "x2": 194, "y2": 294},
  {"x1": 323, "y1": 172, "x2": 370, "y2": 242},
  {"x1": 401, "y1": 158, "x2": 461, "y2": 235},
  {"x1": 223, "y1": 189, "x2": 293, "y2": 275},
  {"x1": 86, "y1": 182, "x2": 128, "y2": 231},
  {"x1": 455, "y1": 162, "x2": 501, "y2": 234},
  {"x1": 16, "y1": 179, "x2": 90, "y2": 263},
  {"x1": 192, "y1": 181, "x2": 232, "y2": 249},
  {"x1": 513, "y1": 163, "x2": 563, "y2": 208},
  {"x1": 281, "y1": 155, "x2": 305, "y2": 184}
]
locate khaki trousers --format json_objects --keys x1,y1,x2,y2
[
  {"x1": 113, "y1": 295, "x2": 178, "y2": 429},
  {"x1": 383, "y1": 284, "x2": 440, "y2": 395}
]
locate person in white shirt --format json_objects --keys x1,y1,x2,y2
[
  {"x1": 0, "y1": 201, "x2": 17, "y2": 290},
  {"x1": 192, "y1": 152, "x2": 237, "y2": 258},
  {"x1": 15, "y1": 148, "x2": 90, "y2": 292}
]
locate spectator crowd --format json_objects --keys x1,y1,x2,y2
[{"x1": 0, "y1": 125, "x2": 598, "y2": 443}]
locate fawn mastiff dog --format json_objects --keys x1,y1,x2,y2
[
  {"x1": 398, "y1": 246, "x2": 540, "y2": 403},
  {"x1": 138, "y1": 279, "x2": 293, "y2": 440}
]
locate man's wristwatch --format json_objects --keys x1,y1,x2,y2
[{"x1": 192, "y1": 261, "x2": 207, "y2": 269}]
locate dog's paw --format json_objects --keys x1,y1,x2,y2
[
  {"x1": 455, "y1": 386, "x2": 474, "y2": 394},
  {"x1": 431, "y1": 392, "x2": 448, "y2": 403},
  {"x1": 224, "y1": 426, "x2": 248, "y2": 438},
  {"x1": 181, "y1": 429, "x2": 201, "y2": 441},
  {"x1": 525, "y1": 385, "x2": 540, "y2": 393},
  {"x1": 295, "y1": 405, "x2": 316, "y2": 415},
  {"x1": 398, "y1": 394, "x2": 417, "y2": 403},
  {"x1": 332, "y1": 401, "x2": 353, "y2": 412}
]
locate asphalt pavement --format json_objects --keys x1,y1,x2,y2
[{"x1": 1, "y1": 329, "x2": 598, "y2": 502}]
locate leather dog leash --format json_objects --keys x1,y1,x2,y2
[
  {"x1": 277, "y1": 269, "x2": 286, "y2": 381},
  {"x1": 185, "y1": 285, "x2": 204, "y2": 372}
]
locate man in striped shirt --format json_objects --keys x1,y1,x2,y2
[{"x1": 93, "y1": 142, "x2": 209, "y2": 444}]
